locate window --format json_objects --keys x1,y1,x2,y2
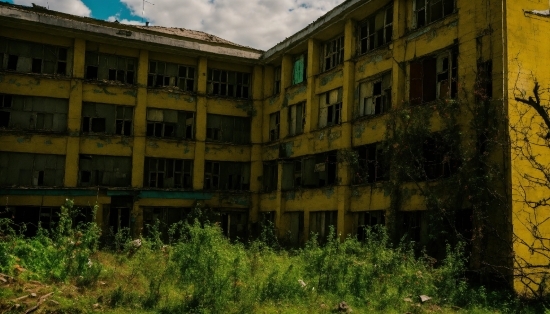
[
  {"x1": 144, "y1": 158, "x2": 193, "y2": 189},
  {"x1": 354, "y1": 143, "x2": 389, "y2": 184},
  {"x1": 147, "y1": 108, "x2": 195, "y2": 139},
  {"x1": 309, "y1": 211, "x2": 337, "y2": 242},
  {"x1": 288, "y1": 102, "x2": 305, "y2": 137},
  {"x1": 143, "y1": 207, "x2": 189, "y2": 242},
  {"x1": 319, "y1": 88, "x2": 342, "y2": 128},
  {"x1": 146, "y1": 108, "x2": 194, "y2": 139},
  {"x1": 359, "y1": 5, "x2": 393, "y2": 54},
  {"x1": 263, "y1": 161, "x2": 278, "y2": 192},
  {"x1": 292, "y1": 54, "x2": 307, "y2": 85},
  {"x1": 323, "y1": 36, "x2": 344, "y2": 72},
  {"x1": 0, "y1": 94, "x2": 68, "y2": 132},
  {"x1": 147, "y1": 60, "x2": 195, "y2": 91},
  {"x1": 204, "y1": 161, "x2": 250, "y2": 191},
  {"x1": 282, "y1": 151, "x2": 337, "y2": 190},
  {"x1": 78, "y1": 155, "x2": 132, "y2": 187},
  {"x1": 409, "y1": 49, "x2": 458, "y2": 105},
  {"x1": 356, "y1": 211, "x2": 386, "y2": 241},
  {"x1": 414, "y1": 0, "x2": 456, "y2": 29},
  {"x1": 359, "y1": 72, "x2": 392, "y2": 117},
  {"x1": 206, "y1": 114, "x2": 251, "y2": 144},
  {"x1": 269, "y1": 112, "x2": 280, "y2": 141},
  {"x1": 216, "y1": 210, "x2": 248, "y2": 240},
  {"x1": 274, "y1": 66, "x2": 281, "y2": 94},
  {"x1": 0, "y1": 152, "x2": 65, "y2": 187},
  {"x1": 285, "y1": 211, "x2": 304, "y2": 246},
  {"x1": 0, "y1": 37, "x2": 69, "y2": 75},
  {"x1": 422, "y1": 136, "x2": 460, "y2": 180},
  {"x1": 399, "y1": 211, "x2": 424, "y2": 243},
  {"x1": 85, "y1": 52, "x2": 136, "y2": 84},
  {"x1": 82, "y1": 103, "x2": 133, "y2": 135},
  {"x1": 207, "y1": 69, "x2": 250, "y2": 98},
  {"x1": 476, "y1": 60, "x2": 492, "y2": 101}
]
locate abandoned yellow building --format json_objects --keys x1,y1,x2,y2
[{"x1": 1, "y1": 0, "x2": 550, "y2": 294}]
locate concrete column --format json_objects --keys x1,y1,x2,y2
[
  {"x1": 64, "y1": 38, "x2": 85, "y2": 187},
  {"x1": 193, "y1": 57, "x2": 208, "y2": 190},
  {"x1": 279, "y1": 54, "x2": 293, "y2": 139},
  {"x1": 131, "y1": 49, "x2": 148, "y2": 187},
  {"x1": 250, "y1": 65, "x2": 264, "y2": 224},
  {"x1": 306, "y1": 38, "x2": 320, "y2": 133}
]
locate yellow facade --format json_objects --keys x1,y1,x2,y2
[{"x1": 0, "y1": 0, "x2": 549, "y2": 294}]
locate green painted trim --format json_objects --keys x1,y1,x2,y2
[
  {"x1": 0, "y1": 189, "x2": 98, "y2": 196},
  {"x1": 139, "y1": 190, "x2": 213, "y2": 200}
]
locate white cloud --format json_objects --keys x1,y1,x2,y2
[
  {"x1": 13, "y1": 0, "x2": 91, "y2": 17},
  {"x1": 107, "y1": 15, "x2": 144, "y2": 26},
  {"x1": 118, "y1": 0, "x2": 347, "y2": 50}
]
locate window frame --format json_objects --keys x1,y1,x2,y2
[
  {"x1": 274, "y1": 66, "x2": 282, "y2": 94},
  {"x1": 269, "y1": 111, "x2": 280, "y2": 142},
  {"x1": 288, "y1": 102, "x2": 306, "y2": 137},
  {"x1": 207, "y1": 69, "x2": 251, "y2": 99},
  {"x1": 81, "y1": 103, "x2": 134, "y2": 136},
  {"x1": 358, "y1": 4, "x2": 393, "y2": 55},
  {"x1": 413, "y1": 0, "x2": 456, "y2": 29},
  {"x1": 292, "y1": 54, "x2": 307, "y2": 85},
  {"x1": 322, "y1": 35, "x2": 344, "y2": 72},
  {"x1": 144, "y1": 158, "x2": 193, "y2": 189},
  {"x1": 409, "y1": 49, "x2": 458, "y2": 105},
  {"x1": 84, "y1": 52, "x2": 137, "y2": 85},
  {"x1": 206, "y1": 114, "x2": 251, "y2": 144},
  {"x1": 146, "y1": 108, "x2": 194, "y2": 140},
  {"x1": 0, "y1": 37, "x2": 69, "y2": 76},
  {"x1": 354, "y1": 142, "x2": 389, "y2": 184},
  {"x1": 319, "y1": 88, "x2": 343, "y2": 128},
  {"x1": 358, "y1": 71, "x2": 392, "y2": 118},
  {"x1": 147, "y1": 60, "x2": 195, "y2": 92}
]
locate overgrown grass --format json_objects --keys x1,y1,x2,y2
[{"x1": 0, "y1": 201, "x2": 548, "y2": 313}]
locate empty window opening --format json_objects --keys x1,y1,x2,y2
[
  {"x1": 206, "y1": 114, "x2": 250, "y2": 144},
  {"x1": 282, "y1": 151, "x2": 337, "y2": 190},
  {"x1": 409, "y1": 49, "x2": 458, "y2": 105},
  {"x1": 422, "y1": 136, "x2": 460, "y2": 180},
  {"x1": 359, "y1": 72, "x2": 392, "y2": 117},
  {"x1": 215, "y1": 210, "x2": 248, "y2": 241},
  {"x1": 207, "y1": 69, "x2": 250, "y2": 98},
  {"x1": 262, "y1": 161, "x2": 278, "y2": 192},
  {"x1": 309, "y1": 211, "x2": 337, "y2": 243},
  {"x1": 147, "y1": 60, "x2": 195, "y2": 91},
  {"x1": 355, "y1": 210, "x2": 386, "y2": 241},
  {"x1": 0, "y1": 152, "x2": 65, "y2": 187},
  {"x1": 292, "y1": 54, "x2": 307, "y2": 85},
  {"x1": 399, "y1": 211, "x2": 425, "y2": 245},
  {"x1": 84, "y1": 52, "x2": 136, "y2": 84},
  {"x1": 414, "y1": 0, "x2": 456, "y2": 29},
  {"x1": 78, "y1": 155, "x2": 132, "y2": 187},
  {"x1": 323, "y1": 35, "x2": 344, "y2": 72},
  {"x1": 144, "y1": 158, "x2": 193, "y2": 189},
  {"x1": 274, "y1": 66, "x2": 282, "y2": 94},
  {"x1": 204, "y1": 161, "x2": 250, "y2": 191},
  {"x1": 0, "y1": 206, "x2": 60, "y2": 237},
  {"x1": 143, "y1": 207, "x2": 190, "y2": 242},
  {"x1": 269, "y1": 111, "x2": 280, "y2": 141},
  {"x1": 146, "y1": 108, "x2": 194, "y2": 139},
  {"x1": 82, "y1": 103, "x2": 133, "y2": 135},
  {"x1": 288, "y1": 102, "x2": 305, "y2": 136},
  {"x1": 285, "y1": 211, "x2": 304, "y2": 247},
  {"x1": 319, "y1": 88, "x2": 342, "y2": 128},
  {"x1": 359, "y1": 4, "x2": 393, "y2": 54},
  {"x1": 0, "y1": 37, "x2": 70, "y2": 75},
  {"x1": 0, "y1": 94, "x2": 68, "y2": 132},
  {"x1": 354, "y1": 143, "x2": 389, "y2": 184}
]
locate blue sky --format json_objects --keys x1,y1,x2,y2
[{"x1": 5, "y1": 0, "x2": 346, "y2": 50}]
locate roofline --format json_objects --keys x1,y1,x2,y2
[
  {"x1": 0, "y1": 3, "x2": 263, "y2": 60},
  {"x1": 261, "y1": 0, "x2": 370, "y2": 61}
]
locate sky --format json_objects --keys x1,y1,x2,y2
[{"x1": 4, "y1": 0, "x2": 347, "y2": 50}]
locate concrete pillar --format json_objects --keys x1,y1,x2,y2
[
  {"x1": 131, "y1": 49, "x2": 148, "y2": 187},
  {"x1": 193, "y1": 57, "x2": 208, "y2": 190},
  {"x1": 306, "y1": 38, "x2": 320, "y2": 133},
  {"x1": 250, "y1": 65, "x2": 264, "y2": 224}
]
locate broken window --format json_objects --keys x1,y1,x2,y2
[
  {"x1": 269, "y1": 111, "x2": 280, "y2": 142},
  {"x1": 323, "y1": 35, "x2": 344, "y2": 72},
  {"x1": 409, "y1": 49, "x2": 458, "y2": 105},
  {"x1": 143, "y1": 207, "x2": 189, "y2": 242},
  {"x1": 146, "y1": 108, "x2": 194, "y2": 139},
  {"x1": 1, "y1": 206, "x2": 61, "y2": 237},
  {"x1": 319, "y1": 88, "x2": 342, "y2": 128},
  {"x1": 144, "y1": 158, "x2": 193, "y2": 189},
  {"x1": 288, "y1": 102, "x2": 305, "y2": 137},
  {"x1": 359, "y1": 4, "x2": 393, "y2": 54},
  {"x1": 354, "y1": 143, "x2": 389, "y2": 184},
  {"x1": 0, "y1": 37, "x2": 69, "y2": 75},
  {"x1": 147, "y1": 60, "x2": 195, "y2": 91},
  {"x1": 309, "y1": 211, "x2": 337, "y2": 243},
  {"x1": 422, "y1": 135, "x2": 460, "y2": 180},
  {"x1": 82, "y1": 103, "x2": 134, "y2": 135},
  {"x1": 0, "y1": 94, "x2": 68, "y2": 132},
  {"x1": 476, "y1": 60, "x2": 493, "y2": 101},
  {"x1": 206, "y1": 114, "x2": 250, "y2": 144},
  {"x1": 215, "y1": 210, "x2": 248, "y2": 241},
  {"x1": 274, "y1": 66, "x2": 281, "y2": 94},
  {"x1": 84, "y1": 52, "x2": 136, "y2": 84},
  {"x1": 292, "y1": 54, "x2": 307, "y2": 85},
  {"x1": 262, "y1": 161, "x2": 278, "y2": 192},
  {"x1": 78, "y1": 155, "x2": 132, "y2": 187},
  {"x1": 204, "y1": 161, "x2": 250, "y2": 191},
  {"x1": 282, "y1": 151, "x2": 337, "y2": 190},
  {"x1": 207, "y1": 69, "x2": 250, "y2": 98},
  {"x1": 359, "y1": 72, "x2": 392, "y2": 117},
  {"x1": 399, "y1": 211, "x2": 424, "y2": 244},
  {"x1": 285, "y1": 211, "x2": 304, "y2": 246},
  {"x1": 355, "y1": 210, "x2": 386, "y2": 241},
  {"x1": 0, "y1": 152, "x2": 65, "y2": 187},
  {"x1": 413, "y1": 0, "x2": 456, "y2": 29}
]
